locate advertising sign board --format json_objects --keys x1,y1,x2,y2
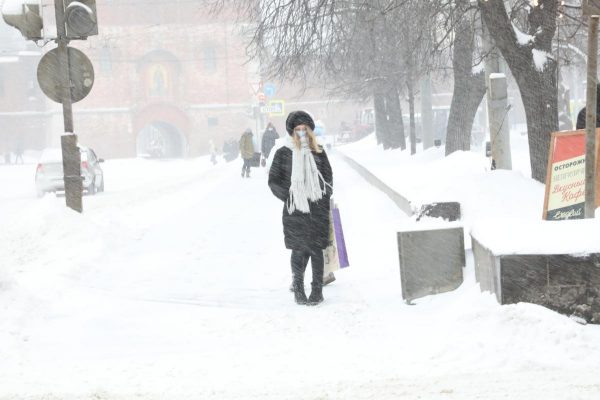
[{"x1": 543, "y1": 130, "x2": 600, "y2": 220}]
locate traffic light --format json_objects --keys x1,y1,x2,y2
[
  {"x1": 65, "y1": 0, "x2": 98, "y2": 39},
  {"x1": 1, "y1": 0, "x2": 43, "y2": 41}
]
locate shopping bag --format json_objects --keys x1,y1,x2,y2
[
  {"x1": 250, "y1": 152, "x2": 261, "y2": 167},
  {"x1": 323, "y1": 206, "x2": 340, "y2": 274},
  {"x1": 323, "y1": 199, "x2": 349, "y2": 273},
  {"x1": 332, "y1": 203, "x2": 349, "y2": 268}
]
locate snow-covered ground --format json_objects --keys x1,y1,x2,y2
[
  {"x1": 338, "y1": 132, "x2": 600, "y2": 253},
  {"x1": 1, "y1": 138, "x2": 600, "y2": 399}
]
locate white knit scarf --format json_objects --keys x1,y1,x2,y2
[{"x1": 286, "y1": 136, "x2": 326, "y2": 214}]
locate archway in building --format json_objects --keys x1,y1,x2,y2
[{"x1": 136, "y1": 121, "x2": 187, "y2": 158}]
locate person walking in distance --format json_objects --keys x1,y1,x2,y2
[
  {"x1": 261, "y1": 122, "x2": 280, "y2": 161},
  {"x1": 208, "y1": 139, "x2": 218, "y2": 165},
  {"x1": 14, "y1": 144, "x2": 24, "y2": 164},
  {"x1": 268, "y1": 111, "x2": 333, "y2": 306},
  {"x1": 239, "y1": 128, "x2": 255, "y2": 178}
]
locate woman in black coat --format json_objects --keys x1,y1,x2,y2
[{"x1": 268, "y1": 111, "x2": 333, "y2": 306}]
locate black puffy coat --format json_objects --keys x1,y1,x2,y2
[
  {"x1": 576, "y1": 107, "x2": 600, "y2": 129},
  {"x1": 268, "y1": 146, "x2": 333, "y2": 251},
  {"x1": 576, "y1": 84, "x2": 600, "y2": 129},
  {"x1": 261, "y1": 128, "x2": 279, "y2": 158}
]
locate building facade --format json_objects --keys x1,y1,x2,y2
[{"x1": 1, "y1": 0, "x2": 368, "y2": 160}]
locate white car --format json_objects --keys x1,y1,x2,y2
[{"x1": 35, "y1": 147, "x2": 105, "y2": 197}]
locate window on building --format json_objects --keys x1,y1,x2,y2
[
  {"x1": 203, "y1": 47, "x2": 217, "y2": 74},
  {"x1": 208, "y1": 117, "x2": 219, "y2": 127}
]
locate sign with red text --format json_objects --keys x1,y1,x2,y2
[{"x1": 543, "y1": 130, "x2": 600, "y2": 220}]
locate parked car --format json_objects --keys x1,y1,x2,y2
[{"x1": 35, "y1": 147, "x2": 105, "y2": 197}]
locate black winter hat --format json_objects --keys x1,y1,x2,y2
[{"x1": 286, "y1": 111, "x2": 315, "y2": 135}]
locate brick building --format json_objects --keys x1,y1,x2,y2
[
  {"x1": 1, "y1": 0, "x2": 368, "y2": 160},
  {"x1": 72, "y1": 0, "x2": 265, "y2": 159},
  {"x1": 0, "y1": 17, "x2": 45, "y2": 159}
]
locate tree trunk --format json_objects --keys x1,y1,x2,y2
[
  {"x1": 397, "y1": 99, "x2": 407, "y2": 151},
  {"x1": 517, "y1": 67, "x2": 558, "y2": 181},
  {"x1": 374, "y1": 92, "x2": 386, "y2": 146},
  {"x1": 375, "y1": 91, "x2": 395, "y2": 148},
  {"x1": 407, "y1": 80, "x2": 416, "y2": 155},
  {"x1": 420, "y1": 75, "x2": 434, "y2": 149},
  {"x1": 386, "y1": 85, "x2": 406, "y2": 150},
  {"x1": 479, "y1": 0, "x2": 558, "y2": 182},
  {"x1": 374, "y1": 84, "x2": 406, "y2": 150},
  {"x1": 446, "y1": 19, "x2": 486, "y2": 155}
]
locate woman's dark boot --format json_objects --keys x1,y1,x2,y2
[
  {"x1": 293, "y1": 279, "x2": 307, "y2": 305},
  {"x1": 308, "y1": 250, "x2": 324, "y2": 305},
  {"x1": 307, "y1": 283, "x2": 323, "y2": 306},
  {"x1": 290, "y1": 251, "x2": 310, "y2": 304}
]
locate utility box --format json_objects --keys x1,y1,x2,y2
[{"x1": 397, "y1": 227, "x2": 465, "y2": 302}]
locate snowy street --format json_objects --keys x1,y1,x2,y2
[
  {"x1": 2, "y1": 0, "x2": 599, "y2": 397},
  {"x1": 1, "y1": 152, "x2": 600, "y2": 399}
]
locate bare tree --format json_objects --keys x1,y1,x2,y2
[
  {"x1": 443, "y1": 1, "x2": 487, "y2": 155},
  {"x1": 397, "y1": 0, "x2": 438, "y2": 154},
  {"x1": 478, "y1": 0, "x2": 559, "y2": 182},
  {"x1": 217, "y1": 0, "x2": 493, "y2": 158},
  {"x1": 222, "y1": 0, "x2": 445, "y2": 151}
]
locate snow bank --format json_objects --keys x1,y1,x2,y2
[
  {"x1": 472, "y1": 217, "x2": 600, "y2": 255},
  {"x1": 1, "y1": 139, "x2": 600, "y2": 398},
  {"x1": 336, "y1": 132, "x2": 600, "y2": 257}
]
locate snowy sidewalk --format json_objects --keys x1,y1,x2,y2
[{"x1": 0, "y1": 155, "x2": 600, "y2": 399}]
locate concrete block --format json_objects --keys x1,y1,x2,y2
[
  {"x1": 472, "y1": 238, "x2": 499, "y2": 301},
  {"x1": 501, "y1": 255, "x2": 548, "y2": 305},
  {"x1": 397, "y1": 227, "x2": 465, "y2": 302},
  {"x1": 416, "y1": 202, "x2": 461, "y2": 222},
  {"x1": 471, "y1": 237, "x2": 600, "y2": 323}
]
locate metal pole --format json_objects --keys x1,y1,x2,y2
[
  {"x1": 585, "y1": 16, "x2": 598, "y2": 219},
  {"x1": 57, "y1": 40, "x2": 73, "y2": 132},
  {"x1": 489, "y1": 74, "x2": 512, "y2": 170},
  {"x1": 482, "y1": 19, "x2": 504, "y2": 155},
  {"x1": 420, "y1": 75, "x2": 434, "y2": 150},
  {"x1": 55, "y1": 0, "x2": 82, "y2": 213}
]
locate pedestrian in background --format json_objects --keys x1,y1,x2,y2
[
  {"x1": 268, "y1": 111, "x2": 333, "y2": 306},
  {"x1": 14, "y1": 145, "x2": 24, "y2": 164},
  {"x1": 576, "y1": 83, "x2": 600, "y2": 129},
  {"x1": 261, "y1": 122, "x2": 279, "y2": 161},
  {"x1": 208, "y1": 139, "x2": 218, "y2": 165},
  {"x1": 239, "y1": 128, "x2": 255, "y2": 178}
]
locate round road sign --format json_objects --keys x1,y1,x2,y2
[{"x1": 37, "y1": 46, "x2": 95, "y2": 104}]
